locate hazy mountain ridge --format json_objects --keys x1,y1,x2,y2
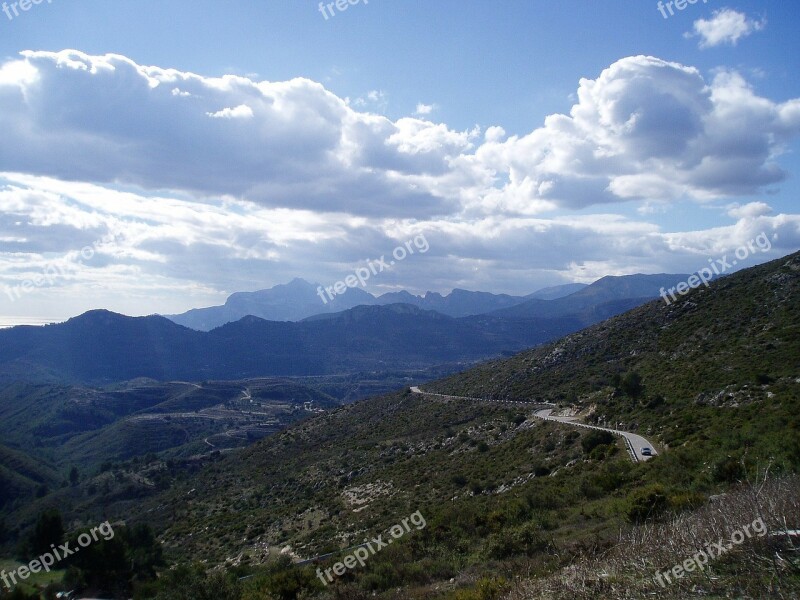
[
  {"x1": 488, "y1": 273, "x2": 692, "y2": 319},
  {"x1": 165, "y1": 278, "x2": 607, "y2": 330},
  {"x1": 165, "y1": 278, "x2": 532, "y2": 330},
  {"x1": 0, "y1": 274, "x2": 695, "y2": 384}
]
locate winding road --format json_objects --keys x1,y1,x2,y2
[{"x1": 410, "y1": 387, "x2": 658, "y2": 463}]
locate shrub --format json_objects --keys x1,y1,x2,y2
[
  {"x1": 581, "y1": 430, "x2": 615, "y2": 454},
  {"x1": 446, "y1": 577, "x2": 510, "y2": 600},
  {"x1": 626, "y1": 484, "x2": 669, "y2": 523}
]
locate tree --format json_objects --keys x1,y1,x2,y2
[
  {"x1": 581, "y1": 430, "x2": 615, "y2": 454},
  {"x1": 69, "y1": 466, "x2": 80, "y2": 487},
  {"x1": 63, "y1": 523, "x2": 166, "y2": 596},
  {"x1": 620, "y1": 371, "x2": 644, "y2": 399},
  {"x1": 124, "y1": 523, "x2": 166, "y2": 580},
  {"x1": 0, "y1": 587, "x2": 40, "y2": 600},
  {"x1": 29, "y1": 509, "x2": 64, "y2": 557},
  {"x1": 626, "y1": 484, "x2": 668, "y2": 523}
]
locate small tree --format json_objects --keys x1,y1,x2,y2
[
  {"x1": 620, "y1": 371, "x2": 644, "y2": 399},
  {"x1": 29, "y1": 509, "x2": 64, "y2": 557},
  {"x1": 69, "y1": 466, "x2": 80, "y2": 487},
  {"x1": 581, "y1": 430, "x2": 615, "y2": 454},
  {"x1": 626, "y1": 484, "x2": 668, "y2": 523}
]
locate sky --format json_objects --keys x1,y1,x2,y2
[{"x1": 0, "y1": 0, "x2": 798, "y2": 325}]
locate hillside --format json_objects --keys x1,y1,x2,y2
[
  {"x1": 489, "y1": 273, "x2": 692, "y2": 319},
  {"x1": 113, "y1": 252, "x2": 800, "y2": 598},
  {"x1": 0, "y1": 378, "x2": 344, "y2": 469},
  {"x1": 0, "y1": 303, "x2": 632, "y2": 384},
  {"x1": 427, "y1": 253, "x2": 799, "y2": 421},
  {"x1": 525, "y1": 282, "x2": 587, "y2": 300},
  {"x1": 0, "y1": 444, "x2": 59, "y2": 511}
]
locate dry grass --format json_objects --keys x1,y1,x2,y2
[{"x1": 506, "y1": 472, "x2": 800, "y2": 599}]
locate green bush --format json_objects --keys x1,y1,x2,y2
[
  {"x1": 581, "y1": 430, "x2": 615, "y2": 454},
  {"x1": 445, "y1": 577, "x2": 510, "y2": 600},
  {"x1": 626, "y1": 484, "x2": 669, "y2": 523}
]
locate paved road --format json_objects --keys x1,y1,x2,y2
[
  {"x1": 533, "y1": 409, "x2": 657, "y2": 462},
  {"x1": 409, "y1": 387, "x2": 551, "y2": 408},
  {"x1": 411, "y1": 387, "x2": 658, "y2": 463}
]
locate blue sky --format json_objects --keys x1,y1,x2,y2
[{"x1": 0, "y1": 0, "x2": 798, "y2": 324}]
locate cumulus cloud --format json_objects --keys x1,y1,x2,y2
[
  {"x1": 474, "y1": 56, "x2": 800, "y2": 213},
  {"x1": 687, "y1": 8, "x2": 767, "y2": 48},
  {"x1": 1, "y1": 51, "x2": 799, "y2": 319},
  {"x1": 414, "y1": 102, "x2": 436, "y2": 116},
  {"x1": 0, "y1": 51, "x2": 798, "y2": 221},
  {"x1": 727, "y1": 201, "x2": 772, "y2": 220},
  {"x1": 0, "y1": 51, "x2": 469, "y2": 218}
]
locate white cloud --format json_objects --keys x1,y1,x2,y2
[
  {"x1": 1, "y1": 51, "x2": 798, "y2": 221},
  {"x1": 687, "y1": 8, "x2": 767, "y2": 49},
  {"x1": 206, "y1": 104, "x2": 254, "y2": 119},
  {"x1": 0, "y1": 51, "x2": 799, "y2": 318},
  {"x1": 414, "y1": 103, "x2": 436, "y2": 116},
  {"x1": 727, "y1": 201, "x2": 772, "y2": 220},
  {"x1": 352, "y1": 89, "x2": 389, "y2": 113},
  {"x1": 472, "y1": 56, "x2": 800, "y2": 213},
  {"x1": 2, "y1": 174, "x2": 797, "y2": 319}
]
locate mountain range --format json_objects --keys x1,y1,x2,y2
[
  {"x1": 0, "y1": 274, "x2": 690, "y2": 384},
  {"x1": 165, "y1": 278, "x2": 590, "y2": 330}
]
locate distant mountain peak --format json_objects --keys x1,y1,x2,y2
[{"x1": 284, "y1": 277, "x2": 315, "y2": 288}]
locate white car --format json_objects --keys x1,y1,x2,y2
[{"x1": 641, "y1": 447, "x2": 653, "y2": 456}]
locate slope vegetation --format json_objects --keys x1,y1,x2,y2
[{"x1": 122, "y1": 253, "x2": 799, "y2": 598}]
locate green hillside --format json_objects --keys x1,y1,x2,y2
[
  {"x1": 5, "y1": 254, "x2": 800, "y2": 600},
  {"x1": 0, "y1": 444, "x2": 59, "y2": 510},
  {"x1": 426, "y1": 252, "x2": 800, "y2": 481},
  {"x1": 119, "y1": 252, "x2": 800, "y2": 598}
]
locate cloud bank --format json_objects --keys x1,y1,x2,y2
[
  {"x1": 1, "y1": 51, "x2": 798, "y2": 217},
  {"x1": 0, "y1": 50, "x2": 798, "y2": 319}
]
